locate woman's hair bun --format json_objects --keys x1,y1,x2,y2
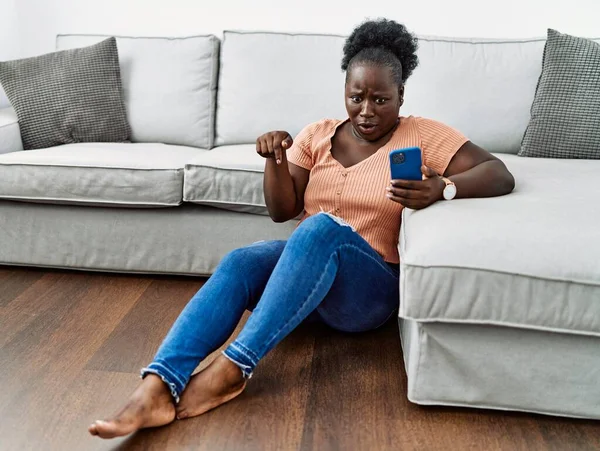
[{"x1": 342, "y1": 19, "x2": 419, "y2": 83}]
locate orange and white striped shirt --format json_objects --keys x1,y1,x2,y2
[{"x1": 286, "y1": 116, "x2": 468, "y2": 263}]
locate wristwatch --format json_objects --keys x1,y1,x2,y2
[{"x1": 441, "y1": 177, "x2": 457, "y2": 200}]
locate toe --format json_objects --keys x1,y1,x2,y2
[
  {"x1": 176, "y1": 408, "x2": 189, "y2": 420},
  {"x1": 88, "y1": 423, "x2": 98, "y2": 436},
  {"x1": 93, "y1": 420, "x2": 131, "y2": 439}
]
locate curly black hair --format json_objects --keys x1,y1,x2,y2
[{"x1": 342, "y1": 19, "x2": 419, "y2": 86}]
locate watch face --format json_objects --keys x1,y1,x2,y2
[{"x1": 443, "y1": 184, "x2": 457, "y2": 200}]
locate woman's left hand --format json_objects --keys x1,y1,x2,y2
[{"x1": 386, "y1": 165, "x2": 445, "y2": 210}]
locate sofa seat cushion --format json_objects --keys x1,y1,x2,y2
[
  {"x1": 0, "y1": 143, "x2": 205, "y2": 207},
  {"x1": 399, "y1": 154, "x2": 600, "y2": 337},
  {"x1": 184, "y1": 144, "x2": 268, "y2": 215}
]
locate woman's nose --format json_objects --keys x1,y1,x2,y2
[{"x1": 360, "y1": 101, "x2": 374, "y2": 117}]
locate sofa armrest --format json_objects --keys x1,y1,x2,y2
[{"x1": 0, "y1": 108, "x2": 24, "y2": 154}]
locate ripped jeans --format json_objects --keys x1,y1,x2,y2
[{"x1": 142, "y1": 213, "x2": 400, "y2": 402}]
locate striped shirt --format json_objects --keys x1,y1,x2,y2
[{"x1": 286, "y1": 116, "x2": 468, "y2": 263}]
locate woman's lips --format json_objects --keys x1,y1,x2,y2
[{"x1": 358, "y1": 123, "x2": 377, "y2": 134}]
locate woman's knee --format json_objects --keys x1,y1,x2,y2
[
  {"x1": 215, "y1": 242, "x2": 285, "y2": 309},
  {"x1": 219, "y1": 246, "x2": 252, "y2": 270},
  {"x1": 295, "y1": 212, "x2": 355, "y2": 240},
  {"x1": 218, "y1": 241, "x2": 285, "y2": 274}
]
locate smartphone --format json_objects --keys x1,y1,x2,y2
[{"x1": 389, "y1": 147, "x2": 422, "y2": 181}]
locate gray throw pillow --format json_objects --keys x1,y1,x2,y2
[
  {"x1": 0, "y1": 37, "x2": 131, "y2": 150},
  {"x1": 519, "y1": 29, "x2": 600, "y2": 159}
]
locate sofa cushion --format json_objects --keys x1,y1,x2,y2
[
  {"x1": 215, "y1": 31, "x2": 347, "y2": 146},
  {"x1": 56, "y1": 34, "x2": 220, "y2": 149},
  {"x1": 0, "y1": 37, "x2": 131, "y2": 150},
  {"x1": 399, "y1": 154, "x2": 600, "y2": 337},
  {"x1": 403, "y1": 37, "x2": 548, "y2": 154},
  {"x1": 0, "y1": 107, "x2": 23, "y2": 154},
  {"x1": 0, "y1": 143, "x2": 204, "y2": 207},
  {"x1": 184, "y1": 144, "x2": 268, "y2": 215},
  {"x1": 520, "y1": 29, "x2": 600, "y2": 159}
]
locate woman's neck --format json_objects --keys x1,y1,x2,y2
[{"x1": 349, "y1": 118, "x2": 400, "y2": 147}]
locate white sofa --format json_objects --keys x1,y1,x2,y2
[{"x1": 0, "y1": 31, "x2": 599, "y2": 419}]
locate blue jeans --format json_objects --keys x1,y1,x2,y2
[{"x1": 142, "y1": 213, "x2": 399, "y2": 402}]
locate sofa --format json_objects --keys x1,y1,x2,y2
[{"x1": 0, "y1": 30, "x2": 598, "y2": 420}]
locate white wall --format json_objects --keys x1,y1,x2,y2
[
  {"x1": 14, "y1": 0, "x2": 600, "y2": 58},
  {"x1": 0, "y1": 0, "x2": 19, "y2": 59},
  {"x1": 0, "y1": 0, "x2": 20, "y2": 107}
]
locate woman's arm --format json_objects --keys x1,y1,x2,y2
[
  {"x1": 443, "y1": 141, "x2": 515, "y2": 198},
  {"x1": 257, "y1": 132, "x2": 310, "y2": 222},
  {"x1": 387, "y1": 141, "x2": 515, "y2": 209}
]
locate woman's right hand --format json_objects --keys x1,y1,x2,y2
[{"x1": 256, "y1": 131, "x2": 293, "y2": 165}]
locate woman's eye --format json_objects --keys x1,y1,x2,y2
[
  {"x1": 351, "y1": 96, "x2": 361, "y2": 103},
  {"x1": 376, "y1": 98, "x2": 387, "y2": 104}
]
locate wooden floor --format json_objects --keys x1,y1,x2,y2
[{"x1": 1, "y1": 267, "x2": 599, "y2": 451}]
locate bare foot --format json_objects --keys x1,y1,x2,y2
[
  {"x1": 88, "y1": 374, "x2": 176, "y2": 439},
  {"x1": 177, "y1": 355, "x2": 247, "y2": 420}
]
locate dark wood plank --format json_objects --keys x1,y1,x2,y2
[
  {"x1": 407, "y1": 406, "x2": 600, "y2": 451},
  {"x1": 36, "y1": 370, "x2": 139, "y2": 451},
  {"x1": 0, "y1": 268, "x2": 46, "y2": 307},
  {"x1": 536, "y1": 417, "x2": 600, "y2": 450},
  {"x1": 299, "y1": 320, "x2": 600, "y2": 451},
  {"x1": 0, "y1": 272, "x2": 66, "y2": 348},
  {"x1": 299, "y1": 320, "x2": 413, "y2": 451},
  {"x1": 0, "y1": 273, "x2": 151, "y2": 450},
  {"x1": 0, "y1": 267, "x2": 15, "y2": 285},
  {"x1": 86, "y1": 278, "x2": 205, "y2": 372}
]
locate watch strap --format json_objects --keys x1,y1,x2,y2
[{"x1": 441, "y1": 177, "x2": 454, "y2": 187}]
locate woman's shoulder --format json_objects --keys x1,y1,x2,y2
[
  {"x1": 403, "y1": 116, "x2": 461, "y2": 135},
  {"x1": 293, "y1": 118, "x2": 345, "y2": 150},
  {"x1": 402, "y1": 115, "x2": 468, "y2": 174},
  {"x1": 299, "y1": 118, "x2": 344, "y2": 136}
]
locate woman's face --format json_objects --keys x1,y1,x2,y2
[{"x1": 345, "y1": 64, "x2": 403, "y2": 142}]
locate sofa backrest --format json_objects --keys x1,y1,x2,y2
[
  {"x1": 406, "y1": 36, "x2": 546, "y2": 154},
  {"x1": 216, "y1": 31, "x2": 555, "y2": 154},
  {"x1": 216, "y1": 31, "x2": 347, "y2": 147},
  {"x1": 56, "y1": 34, "x2": 219, "y2": 149},
  {"x1": 52, "y1": 31, "x2": 598, "y2": 154},
  {"x1": 408, "y1": 34, "x2": 598, "y2": 153}
]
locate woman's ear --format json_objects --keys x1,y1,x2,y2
[{"x1": 399, "y1": 85, "x2": 405, "y2": 106}]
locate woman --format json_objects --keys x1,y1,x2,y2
[{"x1": 89, "y1": 19, "x2": 514, "y2": 439}]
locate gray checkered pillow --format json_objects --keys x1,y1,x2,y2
[
  {"x1": 519, "y1": 29, "x2": 600, "y2": 159},
  {"x1": 0, "y1": 37, "x2": 131, "y2": 150}
]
